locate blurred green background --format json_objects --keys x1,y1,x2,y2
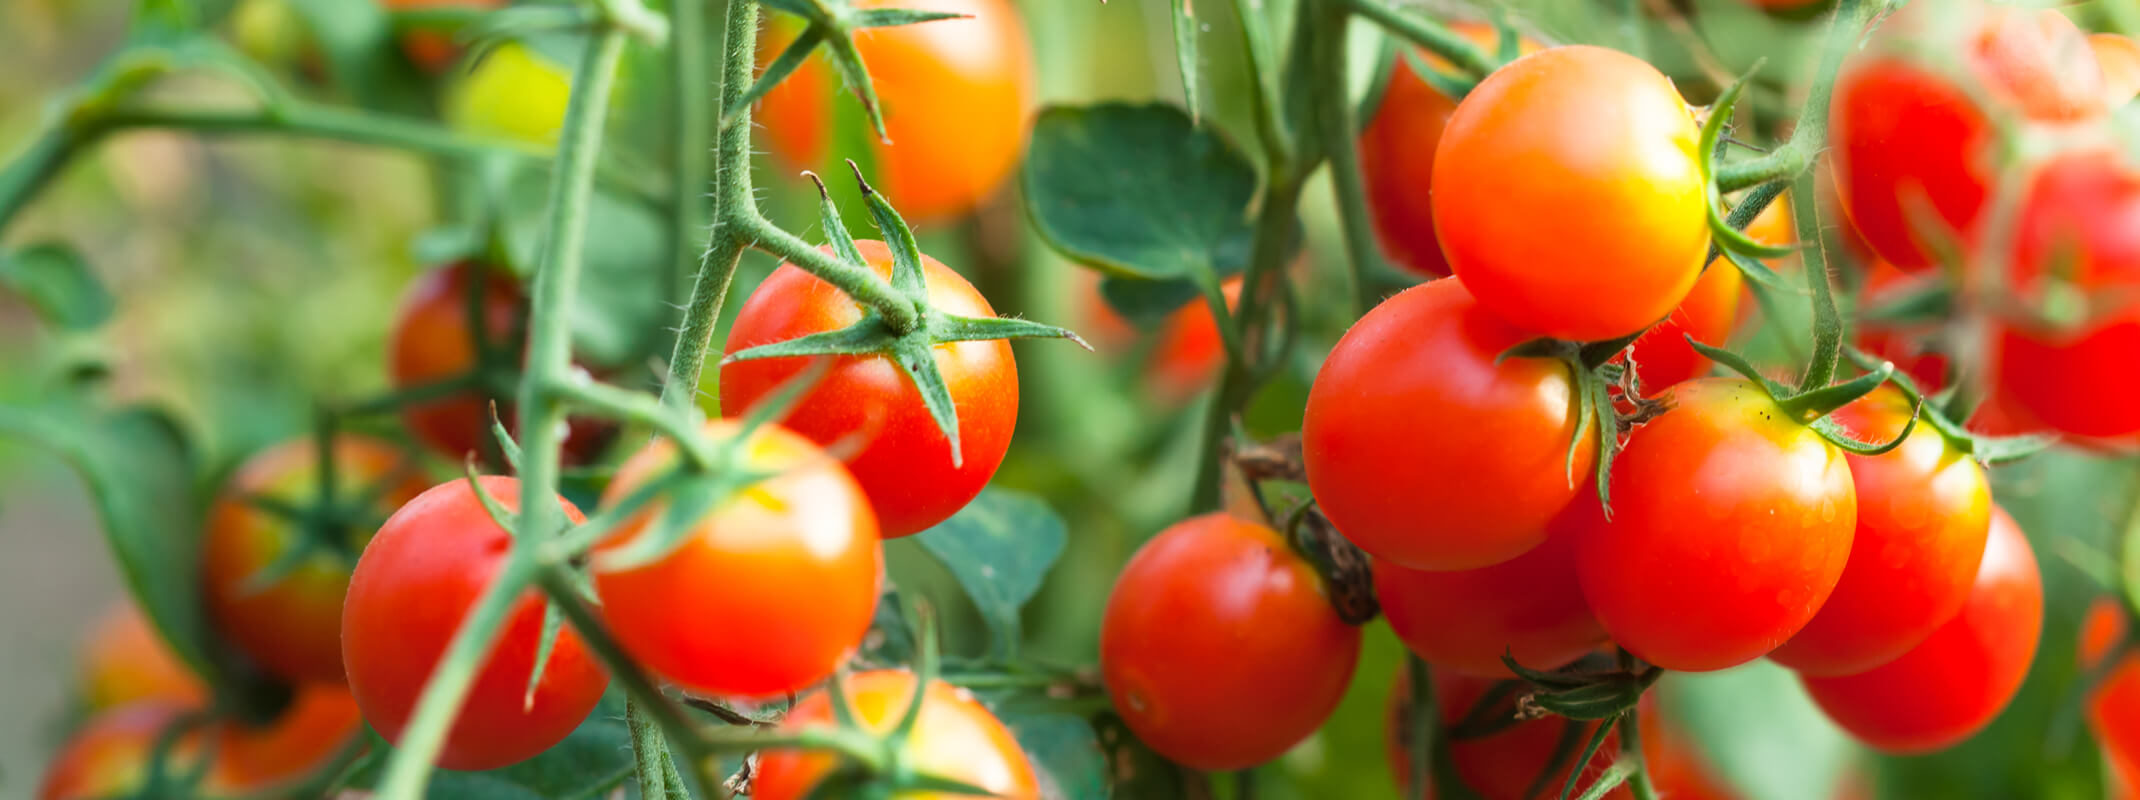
[{"x1": 4, "y1": 0, "x2": 2140, "y2": 797}]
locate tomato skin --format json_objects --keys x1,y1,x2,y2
[
  {"x1": 1359, "y1": 24, "x2": 1535, "y2": 278},
  {"x1": 756, "y1": 0, "x2": 1034, "y2": 224},
  {"x1": 1100, "y1": 513, "x2": 1361, "y2": 770},
  {"x1": 378, "y1": 0, "x2": 501, "y2": 71},
  {"x1": 80, "y1": 601, "x2": 205, "y2": 712},
  {"x1": 593, "y1": 420, "x2": 882, "y2": 699},
  {"x1": 202, "y1": 435, "x2": 426, "y2": 684},
  {"x1": 39, "y1": 688, "x2": 360, "y2": 800},
  {"x1": 1386, "y1": 671, "x2": 1631, "y2": 800},
  {"x1": 1303, "y1": 278, "x2": 1592, "y2": 570},
  {"x1": 751, "y1": 670, "x2": 1040, "y2": 800},
  {"x1": 210, "y1": 685, "x2": 364, "y2": 792},
  {"x1": 390, "y1": 262, "x2": 613, "y2": 466},
  {"x1": 1770, "y1": 387, "x2": 1993, "y2": 676},
  {"x1": 1374, "y1": 514, "x2": 1606, "y2": 677},
  {"x1": 1801, "y1": 506, "x2": 2041, "y2": 754},
  {"x1": 1574, "y1": 378, "x2": 1856, "y2": 672},
  {"x1": 1997, "y1": 151, "x2": 2140, "y2": 441},
  {"x1": 342, "y1": 476, "x2": 608, "y2": 771},
  {"x1": 1433, "y1": 45, "x2": 1708, "y2": 342},
  {"x1": 1625, "y1": 198, "x2": 1781, "y2": 389},
  {"x1": 2095, "y1": 34, "x2": 2140, "y2": 108},
  {"x1": 39, "y1": 704, "x2": 203, "y2": 800},
  {"x1": 446, "y1": 42, "x2": 573, "y2": 146},
  {"x1": 720, "y1": 240, "x2": 1016, "y2": 538}
]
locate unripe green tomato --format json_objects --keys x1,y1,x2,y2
[{"x1": 446, "y1": 43, "x2": 573, "y2": 146}]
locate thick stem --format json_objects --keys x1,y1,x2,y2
[
  {"x1": 0, "y1": 126, "x2": 77, "y2": 237},
  {"x1": 629, "y1": 696, "x2": 672, "y2": 800},
  {"x1": 1792, "y1": 165, "x2": 1843, "y2": 391},
  {"x1": 1344, "y1": 0, "x2": 1499, "y2": 79},
  {"x1": 1312, "y1": 0, "x2": 1384, "y2": 316},
  {"x1": 1713, "y1": 0, "x2": 1878, "y2": 194},
  {"x1": 1404, "y1": 655, "x2": 1434, "y2": 800},
  {"x1": 739, "y1": 211, "x2": 921, "y2": 333},
  {"x1": 1189, "y1": 176, "x2": 1303, "y2": 513},
  {"x1": 1616, "y1": 708, "x2": 1659, "y2": 800}
]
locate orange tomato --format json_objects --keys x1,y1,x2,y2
[
  {"x1": 2094, "y1": 33, "x2": 2140, "y2": 108},
  {"x1": 751, "y1": 670, "x2": 1040, "y2": 799},
  {"x1": 78, "y1": 602, "x2": 206, "y2": 712}
]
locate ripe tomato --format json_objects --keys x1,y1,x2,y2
[
  {"x1": 2082, "y1": 599, "x2": 2140, "y2": 797},
  {"x1": 1998, "y1": 150, "x2": 2140, "y2": 441},
  {"x1": 1801, "y1": 506, "x2": 2041, "y2": 753},
  {"x1": 1303, "y1": 278, "x2": 1592, "y2": 570},
  {"x1": 390, "y1": 262, "x2": 613, "y2": 466},
  {"x1": 593, "y1": 419, "x2": 882, "y2": 699},
  {"x1": 751, "y1": 670, "x2": 1040, "y2": 800},
  {"x1": 755, "y1": 0, "x2": 1034, "y2": 225},
  {"x1": 38, "y1": 704, "x2": 203, "y2": 800},
  {"x1": 1386, "y1": 671, "x2": 1632, "y2": 800},
  {"x1": 1359, "y1": 23, "x2": 1537, "y2": 278},
  {"x1": 1078, "y1": 273, "x2": 1241, "y2": 405},
  {"x1": 1375, "y1": 513, "x2": 1606, "y2": 677},
  {"x1": 342, "y1": 476, "x2": 608, "y2": 771},
  {"x1": 720, "y1": 239, "x2": 1016, "y2": 538},
  {"x1": 202, "y1": 434, "x2": 427, "y2": 684},
  {"x1": 378, "y1": 0, "x2": 501, "y2": 71},
  {"x1": 1574, "y1": 378, "x2": 1855, "y2": 672},
  {"x1": 210, "y1": 685, "x2": 365, "y2": 793},
  {"x1": 79, "y1": 601, "x2": 205, "y2": 712},
  {"x1": 1433, "y1": 45, "x2": 1708, "y2": 341},
  {"x1": 1100, "y1": 513, "x2": 1360, "y2": 770},
  {"x1": 2095, "y1": 34, "x2": 2140, "y2": 108},
  {"x1": 39, "y1": 688, "x2": 360, "y2": 800},
  {"x1": 1831, "y1": 3, "x2": 2105, "y2": 270},
  {"x1": 1624, "y1": 197, "x2": 1784, "y2": 389},
  {"x1": 1769, "y1": 386, "x2": 1993, "y2": 676},
  {"x1": 446, "y1": 42, "x2": 572, "y2": 146}
]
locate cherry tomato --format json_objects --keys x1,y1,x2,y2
[
  {"x1": 1304, "y1": 278, "x2": 1592, "y2": 570},
  {"x1": 1078, "y1": 273, "x2": 1241, "y2": 405},
  {"x1": 720, "y1": 239, "x2": 1016, "y2": 538},
  {"x1": 1831, "y1": 3, "x2": 2105, "y2": 271},
  {"x1": 390, "y1": 262, "x2": 614, "y2": 466},
  {"x1": 202, "y1": 434, "x2": 427, "y2": 684},
  {"x1": 342, "y1": 476, "x2": 608, "y2": 771},
  {"x1": 38, "y1": 704, "x2": 205, "y2": 800},
  {"x1": 2083, "y1": 599, "x2": 2140, "y2": 797},
  {"x1": 1998, "y1": 150, "x2": 2140, "y2": 441},
  {"x1": 755, "y1": 0, "x2": 1034, "y2": 225},
  {"x1": 1801, "y1": 506, "x2": 2041, "y2": 753},
  {"x1": 1386, "y1": 671, "x2": 1631, "y2": 800},
  {"x1": 210, "y1": 685, "x2": 365, "y2": 793},
  {"x1": 751, "y1": 670, "x2": 1040, "y2": 799},
  {"x1": 1433, "y1": 45, "x2": 1708, "y2": 341},
  {"x1": 1375, "y1": 512, "x2": 1606, "y2": 677},
  {"x1": 1769, "y1": 386, "x2": 1992, "y2": 676},
  {"x1": 1574, "y1": 378, "x2": 1855, "y2": 672},
  {"x1": 39, "y1": 688, "x2": 361, "y2": 800},
  {"x1": 1101, "y1": 513, "x2": 1360, "y2": 770},
  {"x1": 379, "y1": 0, "x2": 501, "y2": 71},
  {"x1": 2095, "y1": 34, "x2": 2140, "y2": 108},
  {"x1": 79, "y1": 601, "x2": 205, "y2": 712},
  {"x1": 446, "y1": 42, "x2": 572, "y2": 146},
  {"x1": 1641, "y1": 700, "x2": 1741, "y2": 800},
  {"x1": 1624, "y1": 197, "x2": 1785, "y2": 389},
  {"x1": 1359, "y1": 23, "x2": 1537, "y2": 278},
  {"x1": 593, "y1": 419, "x2": 882, "y2": 699}
]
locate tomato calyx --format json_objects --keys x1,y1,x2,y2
[
  {"x1": 723, "y1": 166, "x2": 1088, "y2": 467},
  {"x1": 1228, "y1": 431, "x2": 1379, "y2": 624},
  {"x1": 1496, "y1": 335, "x2": 1656, "y2": 513},
  {"x1": 730, "y1": 0, "x2": 967, "y2": 139},
  {"x1": 1837, "y1": 346, "x2": 2056, "y2": 465},
  {"x1": 1473, "y1": 649, "x2": 1664, "y2": 800}
]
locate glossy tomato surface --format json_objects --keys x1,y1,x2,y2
[
  {"x1": 593, "y1": 419, "x2": 882, "y2": 699},
  {"x1": 1770, "y1": 387, "x2": 1992, "y2": 676},
  {"x1": 1100, "y1": 513, "x2": 1360, "y2": 770},
  {"x1": 1802, "y1": 506, "x2": 2041, "y2": 753},
  {"x1": 79, "y1": 601, "x2": 205, "y2": 711},
  {"x1": 202, "y1": 435, "x2": 426, "y2": 683},
  {"x1": 342, "y1": 476, "x2": 608, "y2": 771},
  {"x1": 756, "y1": 0, "x2": 1034, "y2": 224},
  {"x1": 1625, "y1": 197, "x2": 1784, "y2": 389},
  {"x1": 210, "y1": 685, "x2": 364, "y2": 793},
  {"x1": 1375, "y1": 511, "x2": 1606, "y2": 677},
  {"x1": 1303, "y1": 278, "x2": 1591, "y2": 570},
  {"x1": 1433, "y1": 45, "x2": 1708, "y2": 341},
  {"x1": 721, "y1": 239, "x2": 1016, "y2": 538},
  {"x1": 1574, "y1": 378, "x2": 1856, "y2": 672},
  {"x1": 751, "y1": 670, "x2": 1040, "y2": 799},
  {"x1": 2084, "y1": 599, "x2": 2140, "y2": 796}
]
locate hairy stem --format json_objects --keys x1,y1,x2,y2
[{"x1": 1313, "y1": 0, "x2": 1385, "y2": 316}]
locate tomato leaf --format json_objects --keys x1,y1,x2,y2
[
  {"x1": 998, "y1": 712, "x2": 1108, "y2": 800},
  {"x1": 0, "y1": 243, "x2": 114, "y2": 331},
  {"x1": 1023, "y1": 103, "x2": 1261, "y2": 283},
  {"x1": 912, "y1": 489, "x2": 1068, "y2": 661},
  {"x1": 1664, "y1": 664, "x2": 1855, "y2": 800}
]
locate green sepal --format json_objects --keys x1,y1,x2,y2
[
  {"x1": 592, "y1": 467, "x2": 778, "y2": 571},
  {"x1": 851, "y1": 161, "x2": 928, "y2": 295},
  {"x1": 737, "y1": 356, "x2": 839, "y2": 438},
  {"x1": 488, "y1": 402, "x2": 525, "y2": 473},
  {"x1": 890, "y1": 336, "x2": 964, "y2": 468},
  {"x1": 237, "y1": 536, "x2": 324, "y2": 596},
  {"x1": 1776, "y1": 362, "x2": 1893, "y2": 424},
  {"x1": 1967, "y1": 433, "x2": 2058, "y2": 465},
  {"x1": 461, "y1": 462, "x2": 521, "y2": 532},
  {"x1": 1534, "y1": 678, "x2": 1646, "y2": 721},
  {"x1": 725, "y1": 24, "x2": 827, "y2": 124},
  {"x1": 1837, "y1": 346, "x2": 2055, "y2": 465},
  {"x1": 806, "y1": 171, "x2": 871, "y2": 268},
  {"x1": 1403, "y1": 50, "x2": 1474, "y2": 102},
  {"x1": 1811, "y1": 413, "x2": 1914, "y2": 457},
  {"x1": 849, "y1": 8, "x2": 968, "y2": 28},
  {"x1": 526, "y1": 585, "x2": 566, "y2": 711},
  {"x1": 1500, "y1": 653, "x2": 1595, "y2": 691},
  {"x1": 1701, "y1": 65, "x2": 1800, "y2": 260},
  {"x1": 929, "y1": 313, "x2": 1091, "y2": 349},
  {"x1": 1687, "y1": 339, "x2": 1794, "y2": 397},
  {"x1": 723, "y1": 319, "x2": 893, "y2": 364},
  {"x1": 821, "y1": 32, "x2": 890, "y2": 142}
]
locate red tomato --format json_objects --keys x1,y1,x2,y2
[
  {"x1": 1303, "y1": 278, "x2": 1592, "y2": 570},
  {"x1": 389, "y1": 262, "x2": 612, "y2": 466},
  {"x1": 210, "y1": 685, "x2": 365, "y2": 793},
  {"x1": 1802, "y1": 506, "x2": 2041, "y2": 753},
  {"x1": 1433, "y1": 45, "x2": 1708, "y2": 341},
  {"x1": 593, "y1": 420, "x2": 882, "y2": 699},
  {"x1": 751, "y1": 670, "x2": 1040, "y2": 799},
  {"x1": 79, "y1": 601, "x2": 205, "y2": 712},
  {"x1": 39, "y1": 688, "x2": 361, "y2": 800},
  {"x1": 1574, "y1": 378, "x2": 1856, "y2": 672},
  {"x1": 2095, "y1": 34, "x2": 2140, "y2": 108},
  {"x1": 1769, "y1": 387, "x2": 1993, "y2": 676},
  {"x1": 1078, "y1": 273, "x2": 1242, "y2": 405},
  {"x1": 1101, "y1": 513, "x2": 1361, "y2": 770},
  {"x1": 1831, "y1": 3, "x2": 2106, "y2": 271},
  {"x1": 1627, "y1": 195, "x2": 1787, "y2": 389},
  {"x1": 1998, "y1": 150, "x2": 2140, "y2": 441},
  {"x1": 378, "y1": 0, "x2": 501, "y2": 71},
  {"x1": 342, "y1": 476, "x2": 608, "y2": 771},
  {"x1": 202, "y1": 435, "x2": 427, "y2": 684},
  {"x1": 755, "y1": 0, "x2": 1034, "y2": 224},
  {"x1": 720, "y1": 240, "x2": 1016, "y2": 538},
  {"x1": 1359, "y1": 24, "x2": 1538, "y2": 277},
  {"x1": 1642, "y1": 701, "x2": 1741, "y2": 800},
  {"x1": 1386, "y1": 671, "x2": 1632, "y2": 800},
  {"x1": 1375, "y1": 512, "x2": 1606, "y2": 677},
  {"x1": 39, "y1": 704, "x2": 201, "y2": 800},
  {"x1": 2083, "y1": 599, "x2": 2140, "y2": 797}
]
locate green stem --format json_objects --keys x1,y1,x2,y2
[
  {"x1": 1405, "y1": 655, "x2": 1434, "y2": 800},
  {"x1": 739, "y1": 211, "x2": 921, "y2": 333},
  {"x1": 1713, "y1": 0, "x2": 1878, "y2": 195},
  {"x1": 1313, "y1": 0, "x2": 1384, "y2": 316},
  {"x1": 629, "y1": 696, "x2": 672, "y2": 800},
  {"x1": 1792, "y1": 163, "x2": 1842, "y2": 391},
  {"x1": 1189, "y1": 175, "x2": 1303, "y2": 513},
  {"x1": 0, "y1": 126, "x2": 77, "y2": 237},
  {"x1": 546, "y1": 375, "x2": 718, "y2": 466},
  {"x1": 1343, "y1": 0, "x2": 1499, "y2": 80},
  {"x1": 1616, "y1": 708, "x2": 1658, "y2": 800},
  {"x1": 373, "y1": 555, "x2": 539, "y2": 798},
  {"x1": 658, "y1": 0, "x2": 759, "y2": 409}
]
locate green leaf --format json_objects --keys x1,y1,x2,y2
[
  {"x1": 912, "y1": 489, "x2": 1068, "y2": 661},
  {"x1": 1664, "y1": 664, "x2": 1855, "y2": 800},
  {"x1": 1023, "y1": 103, "x2": 1261, "y2": 283},
  {"x1": 1001, "y1": 712, "x2": 1108, "y2": 800},
  {"x1": 1091, "y1": 226, "x2": 1294, "y2": 329},
  {"x1": 282, "y1": 0, "x2": 428, "y2": 111},
  {"x1": 0, "y1": 243, "x2": 114, "y2": 330},
  {"x1": 499, "y1": 180, "x2": 667, "y2": 368},
  {"x1": 890, "y1": 337, "x2": 964, "y2": 467},
  {"x1": 857, "y1": 585, "x2": 918, "y2": 668}
]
